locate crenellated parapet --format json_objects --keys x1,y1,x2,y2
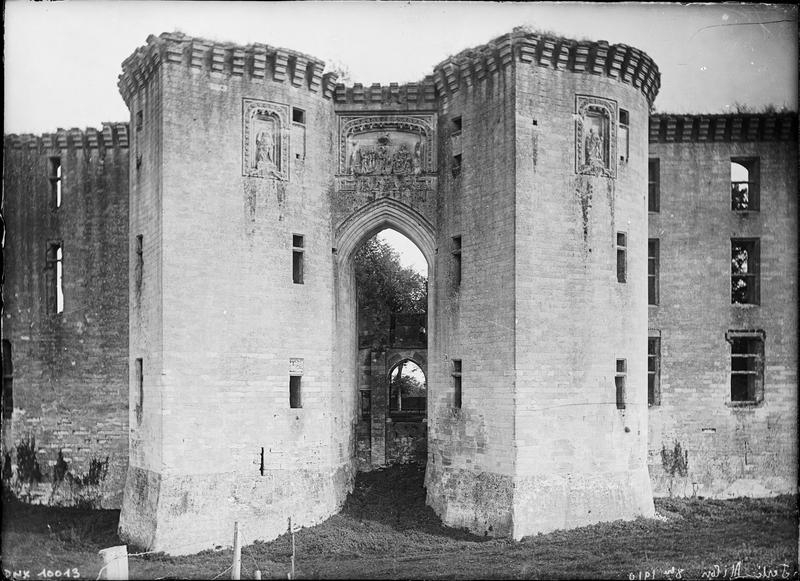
[
  {"x1": 433, "y1": 28, "x2": 660, "y2": 106},
  {"x1": 118, "y1": 32, "x2": 338, "y2": 105},
  {"x1": 649, "y1": 113, "x2": 798, "y2": 143},
  {"x1": 332, "y1": 77, "x2": 438, "y2": 108},
  {"x1": 4, "y1": 123, "x2": 130, "y2": 152}
]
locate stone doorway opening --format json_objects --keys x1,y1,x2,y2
[{"x1": 352, "y1": 228, "x2": 428, "y2": 472}]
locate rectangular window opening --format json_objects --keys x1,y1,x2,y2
[
  {"x1": 136, "y1": 110, "x2": 143, "y2": 131},
  {"x1": 135, "y1": 358, "x2": 143, "y2": 422},
  {"x1": 292, "y1": 234, "x2": 304, "y2": 285},
  {"x1": 451, "y1": 236, "x2": 462, "y2": 288},
  {"x1": 615, "y1": 359, "x2": 626, "y2": 410},
  {"x1": 292, "y1": 107, "x2": 306, "y2": 124},
  {"x1": 452, "y1": 359, "x2": 462, "y2": 409},
  {"x1": 648, "y1": 239, "x2": 660, "y2": 305},
  {"x1": 50, "y1": 157, "x2": 62, "y2": 209},
  {"x1": 46, "y1": 241, "x2": 64, "y2": 314},
  {"x1": 289, "y1": 375, "x2": 302, "y2": 408},
  {"x1": 648, "y1": 337, "x2": 661, "y2": 406},
  {"x1": 729, "y1": 334, "x2": 764, "y2": 404},
  {"x1": 731, "y1": 238, "x2": 759, "y2": 304},
  {"x1": 616, "y1": 232, "x2": 627, "y2": 283},
  {"x1": 135, "y1": 234, "x2": 144, "y2": 291},
  {"x1": 2, "y1": 340, "x2": 13, "y2": 420},
  {"x1": 452, "y1": 153, "x2": 462, "y2": 178},
  {"x1": 452, "y1": 116, "x2": 462, "y2": 133},
  {"x1": 619, "y1": 109, "x2": 629, "y2": 163},
  {"x1": 648, "y1": 158, "x2": 660, "y2": 212},
  {"x1": 731, "y1": 157, "x2": 760, "y2": 211}
]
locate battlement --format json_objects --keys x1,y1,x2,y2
[
  {"x1": 433, "y1": 28, "x2": 660, "y2": 106},
  {"x1": 4, "y1": 123, "x2": 130, "y2": 152},
  {"x1": 118, "y1": 32, "x2": 339, "y2": 105},
  {"x1": 649, "y1": 113, "x2": 798, "y2": 143},
  {"x1": 332, "y1": 76, "x2": 438, "y2": 107}
]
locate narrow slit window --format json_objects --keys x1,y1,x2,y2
[
  {"x1": 2, "y1": 340, "x2": 13, "y2": 420},
  {"x1": 648, "y1": 337, "x2": 661, "y2": 407},
  {"x1": 728, "y1": 333, "x2": 764, "y2": 404},
  {"x1": 615, "y1": 359, "x2": 626, "y2": 410},
  {"x1": 451, "y1": 236, "x2": 462, "y2": 288},
  {"x1": 731, "y1": 158, "x2": 759, "y2": 211},
  {"x1": 648, "y1": 239, "x2": 659, "y2": 305},
  {"x1": 50, "y1": 157, "x2": 62, "y2": 209},
  {"x1": 648, "y1": 158, "x2": 660, "y2": 212},
  {"x1": 46, "y1": 241, "x2": 64, "y2": 314},
  {"x1": 135, "y1": 110, "x2": 143, "y2": 131},
  {"x1": 292, "y1": 108, "x2": 307, "y2": 160},
  {"x1": 616, "y1": 232, "x2": 627, "y2": 283},
  {"x1": 618, "y1": 109, "x2": 629, "y2": 163},
  {"x1": 135, "y1": 234, "x2": 144, "y2": 291},
  {"x1": 452, "y1": 359, "x2": 462, "y2": 409},
  {"x1": 292, "y1": 234, "x2": 304, "y2": 284},
  {"x1": 289, "y1": 376, "x2": 302, "y2": 408},
  {"x1": 135, "y1": 358, "x2": 143, "y2": 422},
  {"x1": 731, "y1": 238, "x2": 759, "y2": 304}
]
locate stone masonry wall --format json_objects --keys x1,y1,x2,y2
[
  {"x1": 2, "y1": 126, "x2": 130, "y2": 508},
  {"x1": 647, "y1": 121, "x2": 798, "y2": 498}
]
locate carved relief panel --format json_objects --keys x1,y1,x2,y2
[
  {"x1": 243, "y1": 99, "x2": 290, "y2": 180},
  {"x1": 334, "y1": 114, "x2": 438, "y2": 229},
  {"x1": 575, "y1": 95, "x2": 618, "y2": 178}
]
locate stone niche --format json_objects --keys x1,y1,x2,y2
[
  {"x1": 575, "y1": 94, "x2": 618, "y2": 178},
  {"x1": 333, "y1": 114, "x2": 438, "y2": 230},
  {"x1": 242, "y1": 98, "x2": 290, "y2": 180}
]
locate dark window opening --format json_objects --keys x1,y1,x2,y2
[
  {"x1": 359, "y1": 389, "x2": 371, "y2": 419},
  {"x1": 648, "y1": 337, "x2": 661, "y2": 406},
  {"x1": 619, "y1": 109, "x2": 629, "y2": 163},
  {"x1": 135, "y1": 234, "x2": 143, "y2": 291},
  {"x1": 648, "y1": 239, "x2": 659, "y2": 305},
  {"x1": 292, "y1": 235, "x2": 304, "y2": 284},
  {"x1": 731, "y1": 238, "x2": 759, "y2": 304},
  {"x1": 452, "y1": 153, "x2": 462, "y2": 178},
  {"x1": 46, "y1": 241, "x2": 64, "y2": 314},
  {"x1": 729, "y1": 334, "x2": 764, "y2": 404},
  {"x1": 452, "y1": 116, "x2": 462, "y2": 133},
  {"x1": 731, "y1": 158, "x2": 760, "y2": 211},
  {"x1": 388, "y1": 360, "x2": 426, "y2": 416},
  {"x1": 648, "y1": 158, "x2": 660, "y2": 212},
  {"x1": 135, "y1": 358, "x2": 143, "y2": 422},
  {"x1": 136, "y1": 110, "x2": 143, "y2": 131},
  {"x1": 451, "y1": 236, "x2": 462, "y2": 288},
  {"x1": 292, "y1": 107, "x2": 306, "y2": 124},
  {"x1": 50, "y1": 157, "x2": 62, "y2": 209},
  {"x1": 2, "y1": 340, "x2": 13, "y2": 420},
  {"x1": 615, "y1": 359, "x2": 626, "y2": 410},
  {"x1": 289, "y1": 375, "x2": 302, "y2": 408},
  {"x1": 452, "y1": 359, "x2": 462, "y2": 409},
  {"x1": 616, "y1": 232, "x2": 627, "y2": 283}
]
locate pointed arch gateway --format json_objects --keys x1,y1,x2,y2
[{"x1": 332, "y1": 198, "x2": 437, "y2": 472}]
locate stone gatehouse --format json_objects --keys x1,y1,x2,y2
[{"x1": 2, "y1": 28, "x2": 796, "y2": 555}]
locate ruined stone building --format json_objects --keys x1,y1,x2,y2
[{"x1": 2, "y1": 29, "x2": 796, "y2": 554}]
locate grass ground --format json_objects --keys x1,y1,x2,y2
[{"x1": 2, "y1": 464, "x2": 798, "y2": 579}]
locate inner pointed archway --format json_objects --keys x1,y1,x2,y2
[{"x1": 332, "y1": 200, "x2": 435, "y2": 475}]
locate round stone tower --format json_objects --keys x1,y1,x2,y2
[
  {"x1": 117, "y1": 33, "x2": 345, "y2": 554},
  {"x1": 425, "y1": 28, "x2": 660, "y2": 538}
]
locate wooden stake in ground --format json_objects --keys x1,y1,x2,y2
[
  {"x1": 98, "y1": 545, "x2": 128, "y2": 580},
  {"x1": 232, "y1": 521, "x2": 241, "y2": 580}
]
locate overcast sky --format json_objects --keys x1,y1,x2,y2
[
  {"x1": 4, "y1": 1, "x2": 797, "y2": 136},
  {"x1": 4, "y1": 1, "x2": 796, "y2": 274}
]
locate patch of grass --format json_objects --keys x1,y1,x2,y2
[{"x1": 2, "y1": 466, "x2": 798, "y2": 579}]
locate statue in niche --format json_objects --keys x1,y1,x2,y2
[
  {"x1": 585, "y1": 126, "x2": 604, "y2": 168},
  {"x1": 255, "y1": 124, "x2": 277, "y2": 174},
  {"x1": 348, "y1": 140, "x2": 361, "y2": 175},
  {"x1": 412, "y1": 140, "x2": 422, "y2": 175}
]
